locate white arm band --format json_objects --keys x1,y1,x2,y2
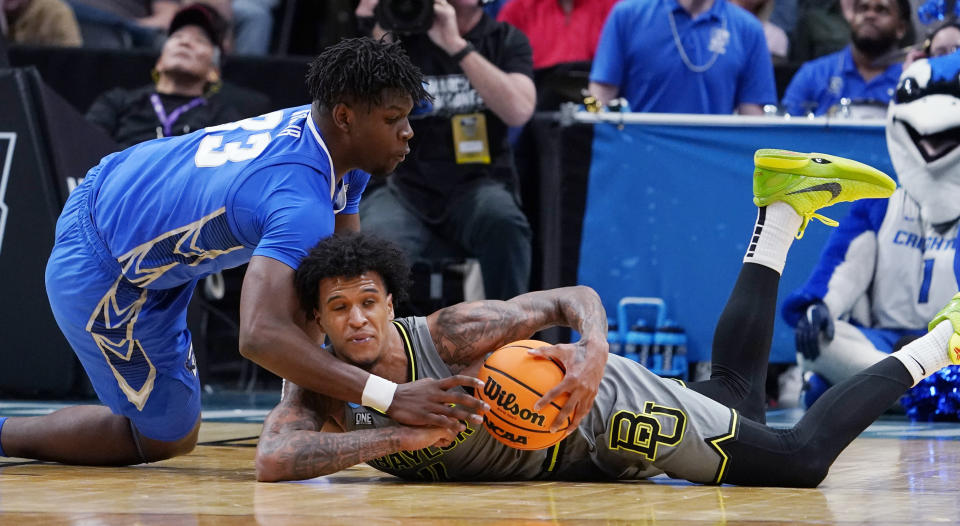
[{"x1": 361, "y1": 374, "x2": 398, "y2": 413}]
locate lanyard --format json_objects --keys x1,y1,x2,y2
[{"x1": 150, "y1": 93, "x2": 206, "y2": 137}]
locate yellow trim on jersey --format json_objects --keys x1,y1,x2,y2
[
  {"x1": 366, "y1": 321, "x2": 417, "y2": 418},
  {"x1": 392, "y1": 320, "x2": 417, "y2": 382},
  {"x1": 707, "y1": 409, "x2": 740, "y2": 484},
  {"x1": 544, "y1": 442, "x2": 561, "y2": 472}
]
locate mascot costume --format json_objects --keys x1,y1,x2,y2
[{"x1": 782, "y1": 50, "x2": 960, "y2": 419}]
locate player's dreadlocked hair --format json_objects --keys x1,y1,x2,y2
[
  {"x1": 305, "y1": 37, "x2": 430, "y2": 111},
  {"x1": 295, "y1": 232, "x2": 412, "y2": 317}
]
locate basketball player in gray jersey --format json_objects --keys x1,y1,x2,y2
[
  {"x1": 350, "y1": 316, "x2": 735, "y2": 483},
  {"x1": 256, "y1": 151, "x2": 960, "y2": 487}
]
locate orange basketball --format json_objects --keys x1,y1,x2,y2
[{"x1": 478, "y1": 339, "x2": 571, "y2": 450}]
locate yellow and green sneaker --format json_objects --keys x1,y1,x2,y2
[
  {"x1": 929, "y1": 293, "x2": 960, "y2": 365},
  {"x1": 753, "y1": 149, "x2": 897, "y2": 238}
]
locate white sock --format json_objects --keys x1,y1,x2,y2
[
  {"x1": 743, "y1": 202, "x2": 803, "y2": 274},
  {"x1": 893, "y1": 321, "x2": 954, "y2": 386}
]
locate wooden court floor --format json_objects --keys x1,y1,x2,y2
[{"x1": 2, "y1": 414, "x2": 960, "y2": 524}]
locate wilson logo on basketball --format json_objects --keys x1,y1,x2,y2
[{"x1": 483, "y1": 376, "x2": 546, "y2": 427}]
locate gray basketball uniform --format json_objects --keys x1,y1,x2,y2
[{"x1": 342, "y1": 317, "x2": 740, "y2": 484}]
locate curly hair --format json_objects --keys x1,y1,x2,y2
[
  {"x1": 305, "y1": 37, "x2": 430, "y2": 111},
  {"x1": 295, "y1": 232, "x2": 412, "y2": 316}
]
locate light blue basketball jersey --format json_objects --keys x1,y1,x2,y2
[
  {"x1": 44, "y1": 105, "x2": 370, "y2": 440},
  {"x1": 86, "y1": 105, "x2": 370, "y2": 290}
]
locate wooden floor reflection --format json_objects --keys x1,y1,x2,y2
[{"x1": 2, "y1": 422, "x2": 959, "y2": 525}]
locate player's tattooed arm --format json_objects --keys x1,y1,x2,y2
[
  {"x1": 256, "y1": 381, "x2": 456, "y2": 482},
  {"x1": 428, "y1": 285, "x2": 609, "y2": 372},
  {"x1": 428, "y1": 286, "x2": 609, "y2": 433}
]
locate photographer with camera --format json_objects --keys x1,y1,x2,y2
[{"x1": 355, "y1": 0, "x2": 536, "y2": 301}]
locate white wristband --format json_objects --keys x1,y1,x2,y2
[{"x1": 361, "y1": 374, "x2": 398, "y2": 413}]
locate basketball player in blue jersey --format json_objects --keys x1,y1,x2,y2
[
  {"x1": 0, "y1": 38, "x2": 490, "y2": 466},
  {"x1": 256, "y1": 152, "x2": 960, "y2": 486}
]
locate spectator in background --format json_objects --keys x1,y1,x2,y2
[
  {"x1": 85, "y1": 3, "x2": 242, "y2": 147},
  {"x1": 497, "y1": 0, "x2": 620, "y2": 70},
  {"x1": 791, "y1": 0, "x2": 855, "y2": 63},
  {"x1": 483, "y1": 0, "x2": 510, "y2": 17},
  {"x1": 190, "y1": 0, "x2": 232, "y2": 51},
  {"x1": 231, "y1": 0, "x2": 276, "y2": 55},
  {"x1": 904, "y1": 17, "x2": 960, "y2": 68},
  {"x1": 770, "y1": 0, "x2": 796, "y2": 35},
  {"x1": 732, "y1": 0, "x2": 789, "y2": 62},
  {"x1": 588, "y1": 0, "x2": 777, "y2": 114},
  {"x1": 356, "y1": 0, "x2": 536, "y2": 301},
  {"x1": 67, "y1": 0, "x2": 179, "y2": 48},
  {"x1": 84, "y1": 0, "x2": 232, "y2": 36},
  {"x1": 2, "y1": 0, "x2": 82, "y2": 46},
  {"x1": 781, "y1": 0, "x2": 910, "y2": 116},
  {"x1": 67, "y1": 0, "x2": 236, "y2": 51},
  {"x1": 924, "y1": 17, "x2": 960, "y2": 55},
  {"x1": 132, "y1": 0, "x2": 181, "y2": 31}
]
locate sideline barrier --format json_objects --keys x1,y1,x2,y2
[
  {"x1": 574, "y1": 112, "x2": 894, "y2": 364},
  {"x1": 0, "y1": 68, "x2": 118, "y2": 395}
]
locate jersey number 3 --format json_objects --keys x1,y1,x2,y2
[{"x1": 194, "y1": 111, "x2": 284, "y2": 168}]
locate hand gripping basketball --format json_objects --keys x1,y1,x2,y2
[
  {"x1": 528, "y1": 339, "x2": 607, "y2": 434},
  {"x1": 478, "y1": 340, "x2": 573, "y2": 450}
]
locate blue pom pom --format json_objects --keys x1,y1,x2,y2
[
  {"x1": 901, "y1": 365, "x2": 960, "y2": 422},
  {"x1": 916, "y1": 0, "x2": 960, "y2": 25}
]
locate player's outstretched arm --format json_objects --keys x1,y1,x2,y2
[
  {"x1": 241, "y1": 256, "x2": 371, "y2": 402},
  {"x1": 240, "y1": 256, "x2": 486, "y2": 428},
  {"x1": 427, "y1": 285, "x2": 609, "y2": 431},
  {"x1": 256, "y1": 382, "x2": 457, "y2": 482}
]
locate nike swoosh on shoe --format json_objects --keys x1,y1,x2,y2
[{"x1": 785, "y1": 182, "x2": 843, "y2": 201}]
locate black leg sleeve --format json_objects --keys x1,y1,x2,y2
[
  {"x1": 721, "y1": 357, "x2": 913, "y2": 487},
  {"x1": 688, "y1": 263, "x2": 780, "y2": 423}
]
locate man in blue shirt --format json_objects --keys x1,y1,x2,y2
[
  {"x1": 588, "y1": 0, "x2": 777, "y2": 114},
  {"x1": 781, "y1": 0, "x2": 910, "y2": 116},
  {"x1": 0, "y1": 38, "x2": 492, "y2": 466}
]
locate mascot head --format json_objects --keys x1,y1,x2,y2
[{"x1": 887, "y1": 50, "x2": 960, "y2": 224}]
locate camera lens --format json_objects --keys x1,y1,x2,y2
[
  {"x1": 392, "y1": 0, "x2": 426, "y2": 22},
  {"x1": 376, "y1": 0, "x2": 434, "y2": 33}
]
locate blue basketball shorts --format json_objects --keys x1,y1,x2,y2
[{"x1": 44, "y1": 167, "x2": 201, "y2": 442}]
